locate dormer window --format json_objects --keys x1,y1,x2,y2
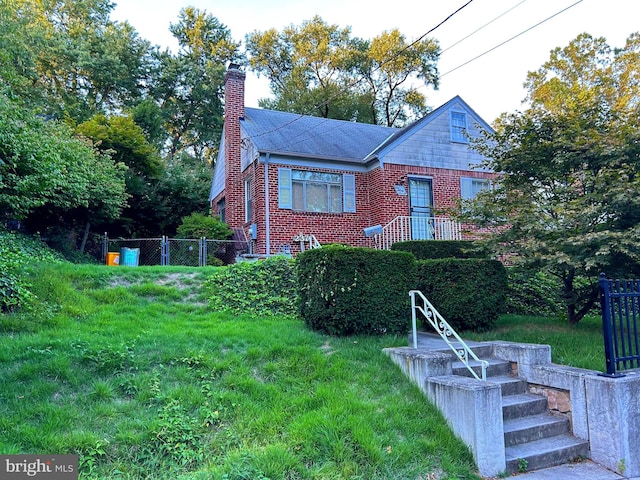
[{"x1": 451, "y1": 111, "x2": 468, "y2": 143}]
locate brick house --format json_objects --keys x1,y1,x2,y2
[{"x1": 210, "y1": 64, "x2": 496, "y2": 257}]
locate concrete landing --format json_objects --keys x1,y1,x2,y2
[{"x1": 498, "y1": 460, "x2": 638, "y2": 480}]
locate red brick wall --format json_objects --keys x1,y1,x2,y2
[
  {"x1": 223, "y1": 66, "x2": 245, "y2": 229},
  {"x1": 246, "y1": 163, "x2": 373, "y2": 255},
  {"x1": 368, "y1": 164, "x2": 496, "y2": 225},
  {"x1": 241, "y1": 162, "x2": 497, "y2": 255}
]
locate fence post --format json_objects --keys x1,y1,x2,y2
[
  {"x1": 200, "y1": 237, "x2": 206, "y2": 267},
  {"x1": 160, "y1": 236, "x2": 167, "y2": 266},
  {"x1": 599, "y1": 273, "x2": 620, "y2": 376},
  {"x1": 102, "y1": 232, "x2": 108, "y2": 264}
]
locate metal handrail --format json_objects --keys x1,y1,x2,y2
[{"x1": 410, "y1": 290, "x2": 488, "y2": 381}]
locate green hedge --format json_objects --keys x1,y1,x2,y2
[
  {"x1": 416, "y1": 258, "x2": 507, "y2": 332},
  {"x1": 297, "y1": 245, "x2": 417, "y2": 336},
  {"x1": 391, "y1": 240, "x2": 488, "y2": 260}
]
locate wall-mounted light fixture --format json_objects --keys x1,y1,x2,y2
[{"x1": 363, "y1": 225, "x2": 383, "y2": 237}]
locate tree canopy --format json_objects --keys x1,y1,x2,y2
[
  {"x1": 0, "y1": 94, "x2": 128, "y2": 233},
  {"x1": 246, "y1": 16, "x2": 439, "y2": 127},
  {"x1": 466, "y1": 33, "x2": 640, "y2": 324},
  {"x1": 153, "y1": 7, "x2": 242, "y2": 161}
]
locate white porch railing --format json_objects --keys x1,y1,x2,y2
[
  {"x1": 292, "y1": 233, "x2": 321, "y2": 251},
  {"x1": 373, "y1": 216, "x2": 462, "y2": 250},
  {"x1": 410, "y1": 290, "x2": 488, "y2": 381}
]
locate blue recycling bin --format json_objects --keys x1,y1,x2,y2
[{"x1": 119, "y1": 247, "x2": 140, "y2": 266}]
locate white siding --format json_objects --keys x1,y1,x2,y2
[{"x1": 380, "y1": 101, "x2": 491, "y2": 172}]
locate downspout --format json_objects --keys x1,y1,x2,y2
[{"x1": 264, "y1": 153, "x2": 271, "y2": 256}]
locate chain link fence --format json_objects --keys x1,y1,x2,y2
[{"x1": 101, "y1": 235, "x2": 247, "y2": 266}]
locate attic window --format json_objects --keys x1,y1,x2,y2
[{"x1": 451, "y1": 111, "x2": 468, "y2": 143}]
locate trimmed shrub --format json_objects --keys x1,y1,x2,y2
[
  {"x1": 203, "y1": 255, "x2": 297, "y2": 317},
  {"x1": 391, "y1": 240, "x2": 488, "y2": 260},
  {"x1": 297, "y1": 245, "x2": 417, "y2": 336},
  {"x1": 416, "y1": 258, "x2": 507, "y2": 332}
]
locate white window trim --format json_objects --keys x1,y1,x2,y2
[
  {"x1": 450, "y1": 111, "x2": 468, "y2": 144},
  {"x1": 461, "y1": 177, "x2": 491, "y2": 200}
]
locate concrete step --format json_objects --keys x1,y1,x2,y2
[
  {"x1": 467, "y1": 344, "x2": 494, "y2": 358},
  {"x1": 488, "y1": 374, "x2": 527, "y2": 396},
  {"x1": 502, "y1": 393, "x2": 548, "y2": 420},
  {"x1": 505, "y1": 434, "x2": 590, "y2": 474},
  {"x1": 504, "y1": 413, "x2": 570, "y2": 447},
  {"x1": 452, "y1": 357, "x2": 511, "y2": 378}
]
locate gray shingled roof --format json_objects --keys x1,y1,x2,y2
[{"x1": 243, "y1": 107, "x2": 397, "y2": 163}]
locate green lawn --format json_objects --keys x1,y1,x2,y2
[
  {"x1": 1, "y1": 263, "x2": 479, "y2": 480},
  {"x1": 464, "y1": 314, "x2": 606, "y2": 372}
]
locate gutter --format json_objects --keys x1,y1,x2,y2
[{"x1": 264, "y1": 152, "x2": 271, "y2": 256}]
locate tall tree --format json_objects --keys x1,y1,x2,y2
[
  {"x1": 465, "y1": 33, "x2": 640, "y2": 324},
  {"x1": 151, "y1": 7, "x2": 242, "y2": 163},
  {"x1": 246, "y1": 16, "x2": 439, "y2": 126},
  {"x1": 362, "y1": 29, "x2": 439, "y2": 127},
  {"x1": 0, "y1": 0, "x2": 154, "y2": 121},
  {"x1": 76, "y1": 113, "x2": 165, "y2": 237}
]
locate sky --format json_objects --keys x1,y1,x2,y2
[{"x1": 111, "y1": 0, "x2": 639, "y2": 124}]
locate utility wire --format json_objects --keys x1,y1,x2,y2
[
  {"x1": 306, "y1": 0, "x2": 475, "y2": 113},
  {"x1": 440, "y1": 0, "x2": 584, "y2": 78},
  {"x1": 441, "y1": 0, "x2": 527, "y2": 54},
  {"x1": 400, "y1": 0, "x2": 475, "y2": 56}
]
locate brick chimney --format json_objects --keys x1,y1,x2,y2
[{"x1": 223, "y1": 63, "x2": 246, "y2": 229}]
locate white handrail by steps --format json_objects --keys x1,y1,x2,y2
[{"x1": 410, "y1": 290, "x2": 488, "y2": 381}]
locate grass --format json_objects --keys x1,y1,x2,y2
[
  {"x1": 1, "y1": 263, "x2": 480, "y2": 480},
  {"x1": 464, "y1": 314, "x2": 606, "y2": 372}
]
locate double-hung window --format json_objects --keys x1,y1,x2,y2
[
  {"x1": 460, "y1": 177, "x2": 491, "y2": 200},
  {"x1": 217, "y1": 198, "x2": 226, "y2": 223},
  {"x1": 451, "y1": 111, "x2": 468, "y2": 143},
  {"x1": 278, "y1": 168, "x2": 355, "y2": 213},
  {"x1": 244, "y1": 177, "x2": 253, "y2": 222}
]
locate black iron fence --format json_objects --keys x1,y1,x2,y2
[
  {"x1": 599, "y1": 274, "x2": 640, "y2": 376},
  {"x1": 101, "y1": 235, "x2": 247, "y2": 266}
]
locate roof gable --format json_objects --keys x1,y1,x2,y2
[{"x1": 368, "y1": 95, "x2": 494, "y2": 160}]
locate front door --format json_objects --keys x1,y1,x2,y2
[{"x1": 409, "y1": 178, "x2": 434, "y2": 240}]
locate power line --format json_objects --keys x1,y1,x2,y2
[
  {"x1": 312, "y1": 0, "x2": 475, "y2": 109},
  {"x1": 440, "y1": 0, "x2": 584, "y2": 78},
  {"x1": 441, "y1": 0, "x2": 528, "y2": 54},
  {"x1": 402, "y1": 0, "x2": 475, "y2": 54}
]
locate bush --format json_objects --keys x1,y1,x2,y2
[
  {"x1": 296, "y1": 245, "x2": 417, "y2": 336},
  {"x1": 391, "y1": 240, "x2": 488, "y2": 260},
  {"x1": 203, "y1": 255, "x2": 297, "y2": 317},
  {"x1": 0, "y1": 229, "x2": 64, "y2": 312},
  {"x1": 416, "y1": 258, "x2": 507, "y2": 332},
  {"x1": 176, "y1": 213, "x2": 232, "y2": 240},
  {"x1": 505, "y1": 267, "x2": 566, "y2": 317}
]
